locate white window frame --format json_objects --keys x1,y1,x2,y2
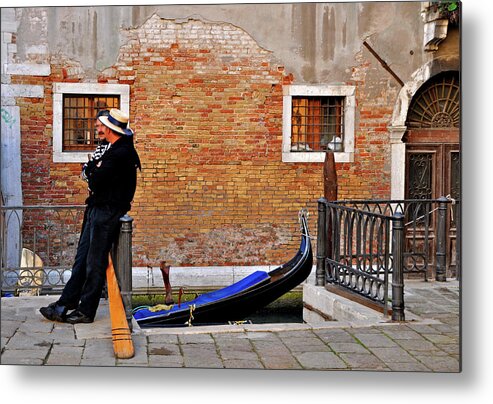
[
  {"x1": 52, "y1": 83, "x2": 130, "y2": 163},
  {"x1": 282, "y1": 84, "x2": 355, "y2": 163}
]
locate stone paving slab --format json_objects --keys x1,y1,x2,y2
[
  {"x1": 1, "y1": 281, "x2": 460, "y2": 372},
  {"x1": 223, "y1": 358, "x2": 264, "y2": 369},
  {"x1": 295, "y1": 351, "x2": 347, "y2": 370},
  {"x1": 45, "y1": 346, "x2": 84, "y2": 366},
  {"x1": 367, "y1": 347, "x2": 417, "y2": 363},
  {"x1": 328, "y1": 342, "x2": 369, "y2": 353},
  {"x1": 338, "y1": 352, "x2": 389, "y2": 370}
]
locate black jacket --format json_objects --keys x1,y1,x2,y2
[{"x1": 85, "y1": 136, "x2": 141, "y2": 212}]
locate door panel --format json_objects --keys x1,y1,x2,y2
[
  {"x1": 405, "y1": 140, "x2": 459, "y2": 278},
  {"x1": 445, "y1": 146, "x2": 460, "y2": 273},
  {"x1": 405, "y1": 147, "x2": 437, "y2": 279}
]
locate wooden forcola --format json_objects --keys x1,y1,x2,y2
[{"x1": 106, "y1": 255, "x2": 134, "y2": 359}]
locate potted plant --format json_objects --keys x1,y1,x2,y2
[{"x1": 428, "y1": 1, "x2": 460, "y2": 25}]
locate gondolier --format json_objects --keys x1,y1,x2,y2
[{"x1": 40, "y1": 108, "x2": 141, "y2": 324}]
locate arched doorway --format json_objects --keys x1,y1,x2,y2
[{"x1": 404, "y1": 71, "x2": 460, "y2": 277}]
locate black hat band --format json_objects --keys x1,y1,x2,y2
[{"x1": 107, "y1": 114, "x2": 128, "y2": 130}]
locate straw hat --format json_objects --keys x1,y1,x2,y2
[{"x1": 98, "y1": 108, "x2": 133, "y2": 136}]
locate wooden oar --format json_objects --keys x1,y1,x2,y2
[{"x1": 106, "y1": 254, "x2": 134, "y2": 359}]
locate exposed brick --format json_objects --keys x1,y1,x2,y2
[{"x1": 13, "y1": 16, "x2": 397, "y2": 267}]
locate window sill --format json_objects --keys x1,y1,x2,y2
[
  {"x1": 282, "y1": 151, "x2": 354, "y2": 163},
  {"x1": 53, "y1": 151, "x2": 91, "y2": 163}
]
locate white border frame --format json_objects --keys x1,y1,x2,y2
[
  {"x1": 52, "y1": 83, "x2": 130, "y2": 163},
  {"x1": 282, "y1": 84, "x2": 355, "y2": 163}
]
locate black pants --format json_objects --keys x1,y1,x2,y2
[{"x1": 58, "y1": 205, "x2": 125, "y2": 318}]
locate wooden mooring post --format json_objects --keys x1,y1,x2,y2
[
  {"x1": 323, "y1": 151, "x2": 338, "y2": 202},
  {"x1": 324, "y1": 151, "x2": 337, "y2": 260},
  {"x1": 316, "y1": 152, "x2": 338, "y2": 286}
]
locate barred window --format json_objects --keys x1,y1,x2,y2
[
  {"x1": 291, "y1": 96, "x2": 344, "y2": 152},
  {"x1": 53, "y1": 83, "x2": 129, "y2": 163},
  {"x1": 282, "y1": 85, "x2": 355, "y2": 163},
  {"x1": 63, "y1": 95, "x2": 120, "y2": 151}
]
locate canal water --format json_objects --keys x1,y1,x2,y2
[{"x1": 242, "y1": 291, "x2": 303, "y2": 324}]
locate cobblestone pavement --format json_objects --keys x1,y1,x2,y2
[{"x1": 1, "y1": 280, "x2": 460, "y2": 372}]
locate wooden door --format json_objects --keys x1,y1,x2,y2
[{"x1": 404, "y1": 71, "x2": 460, "y2": 279}]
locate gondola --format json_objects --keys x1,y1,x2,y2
[{"x1": 133, "y1": 210, "x2": 313, "y2": 327}]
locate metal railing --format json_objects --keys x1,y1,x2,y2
[
  {"x1": 1, "y1": 205, "x2": 133, "y2": 301},
  {"x1": 1, "y1": 205, "x2": 86, "y2": 294},
  {"x1": 316, "y1": 197, "x2": 460, "y2": 321}
]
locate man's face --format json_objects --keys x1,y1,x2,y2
[{"x1": 95, "y1": 119, "x2": 107, "y2": 141}]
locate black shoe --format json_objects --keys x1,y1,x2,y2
[
  {"x1": 39, "y1": 302, "x2": 69, "y2": 322},
  {"x1": 66, "y1": 310, "x2": 94, "y2": 324}
]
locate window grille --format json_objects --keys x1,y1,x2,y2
[
  {"x1": 62, "y1": 95, "x2": 120, "y2": 151},
  {"x1": 290, "y1": 96, "x2": 344, "y2": 152},
  {"x1": 406, "y1": 72, "x2": 460, "y2": 129}
]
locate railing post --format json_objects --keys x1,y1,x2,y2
[
  {"x1": 435, "y1": 196, "x2": 448, "y2": 282},
  {"x1": 391, "y1": 212, "x2": 405, "y2": 321},
  {"x1": 316, "y1": 198, "x2": 327, "y2": 286},
  {"x1": 455, "y1": 200, "x2": 461, "y2": 281},
  {"x1": 114, "y1": 214, "x2": 134, "y2": 330}
]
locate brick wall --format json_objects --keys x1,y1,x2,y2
[{"x1": 13, "y1": 16, "x2": 397, "y2": 267}]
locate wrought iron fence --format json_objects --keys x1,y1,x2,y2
[
  {"x1": 316, "y1": 197, "x2": 460, "y2": 320},
  {"x1": 334, "y1": 197, "x2": 460, "y2": 280},
  {"x1": 1, "y1": 205, "x2": 86, "y2": 295}
]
